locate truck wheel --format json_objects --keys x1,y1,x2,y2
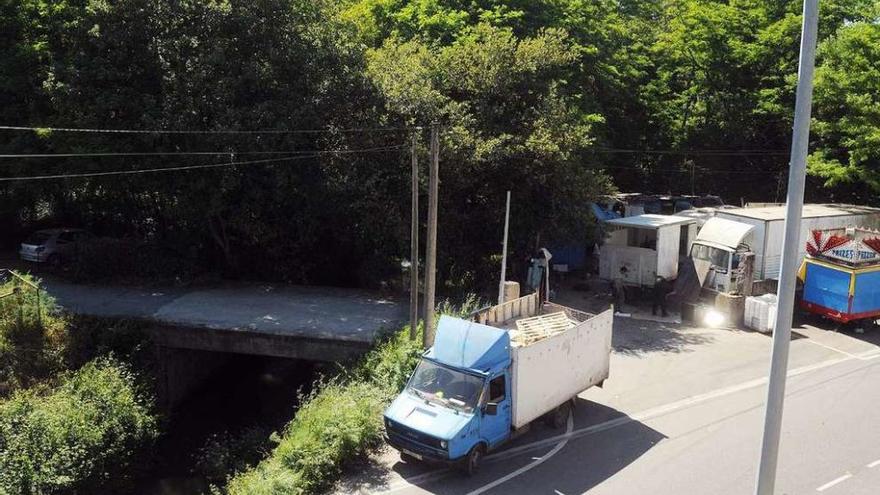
[{"x1": 461, "y1": 444, "x2": 484, "y2": 476}]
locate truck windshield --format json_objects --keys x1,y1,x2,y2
[
  {"x1": 691, "y1": 243, "x2": 730, "y2": 271},
  {"x1": 407, "y1": 359, "x2": 484, "y2": 414}
]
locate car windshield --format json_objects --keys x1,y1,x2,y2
[
  {"x1": 691, "y1": 243, "x2": 730, "y2": 270},
  {"x1": 23, "y1": 233, "x2": 51, "y2": 245},
  {"x1": 407, "y1": 359, "x2": 484, "y2": 413}
]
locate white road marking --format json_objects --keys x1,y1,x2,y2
[
  {"x1": 375, "y1": 352, "x2": 879, "y2": 494},
  {"x1": 803, "y1": 338, "x2": 878, "y2": 361},
  {"x1": 867, "y1": 459, "x2": 880, "y2": 468},
  {"x1": 465, "y1": 411, "x2": 574, "y2": 495},
  {"x1": 816, "y1": 473, "x2": 852, "y2": 492}
]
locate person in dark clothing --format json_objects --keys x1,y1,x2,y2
[
  {"x1": 612, "y1": 266, "x2": 628, "y2": 311},
  {"x1": 652, "y1": 276, "x2": 672, "y2": 317}
]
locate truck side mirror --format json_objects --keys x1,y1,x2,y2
[{"x1": 484, "y1": 402, "x2": 498, "y2": 416}]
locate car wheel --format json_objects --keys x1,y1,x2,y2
[{"x1": 461, "y1": 444, "x2": 484, "y2": 476}]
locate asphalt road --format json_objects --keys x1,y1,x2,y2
[{"x1": 337, "y1": 315, "x2": 880, "y2": 495}]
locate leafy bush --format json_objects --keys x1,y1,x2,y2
[
  {"x1": 225, "y1": 326, "x2": 423, "y2": 495},
  {"x1": 0, "y1": 358, "x2": 159, "y2": 495},
  {"x1": 0, "y1": 273, "x2": 67, "y2": 395}
]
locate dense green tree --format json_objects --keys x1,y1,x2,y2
[
  {"x1": 367, "y1": 24, "x2": 611, "y2": 287},
  {"x1": 809, "y1": 21, "x2": 880, "y2": 202},
  {"x1": 1, "y1": 0, "x2": 879, "y2": 293}
]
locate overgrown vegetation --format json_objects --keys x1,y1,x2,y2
[
  {"x1": 225, "y1": 297, "x2": 483, "y2": 494},
  {"x1": 0, "y1": 274, "x2": 154, "y2": 396},
  {"x1": 0, "y1": 274, "x2": 67, "y2": 395},
  {"x1": 0, "y1": 358, "x2": 159, "y2": 495},
  {"x1": 0, "y1": 273, "x2": 160, "y2": 495},
  {"x1": 225, "y1": 329, "x2": 423, "y2": 494}
]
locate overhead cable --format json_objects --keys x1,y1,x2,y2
[
  {"x1": 0, "y1": 145, "x2": 404, "y2": 182},
  {"x1": 0, "y1": 124, "x2": 419, "y2": 135}
]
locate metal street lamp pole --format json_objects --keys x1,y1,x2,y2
[{"x1": 754, "y1": 0, "x2": 819, "y2": 493}]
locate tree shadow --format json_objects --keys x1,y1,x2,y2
[
  {"x1": 335, "y1": 399, "x2": 664, "y2": 495},
  {"x1": 612, "y1": 317, "x2": 715, "y2": 356}
]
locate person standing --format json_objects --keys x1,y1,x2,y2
[
  {"x1": 653, "y1": 276, "x2": 671, "y2": 317},
  {"x1": 612, "y1": 266, "x2": 628, "y2": 311}
]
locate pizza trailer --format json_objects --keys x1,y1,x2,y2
[{"x1": 799, "y1": 228, "x2": 880, "y2": 324}]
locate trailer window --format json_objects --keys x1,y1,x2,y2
[{"x1": 488, "y1": 375, "x2": 505, "y2": 403}]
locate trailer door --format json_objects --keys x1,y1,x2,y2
[{"x1": 852, "y1": 270, "x2": 880, "y2": 317}]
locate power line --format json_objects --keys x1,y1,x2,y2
[
  {"x1": 0, "y1": 145, "x2": 404, "y2": 182},
  {"x1": 0, "y1": 150, "x2": 362, "y2": 159},
  {"x1": 0, "y1": 124, "x2": 419, "y2": 135},
  {"x1": 598, "y1": 164, "x2": 781, "y2": 175},
  {"x1": 594, "y1": 147, "x2": 788, "y2": 156}
]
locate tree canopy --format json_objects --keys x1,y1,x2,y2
[{"x1": 1, "y1": 0, "x2": 877, "y2": 292}]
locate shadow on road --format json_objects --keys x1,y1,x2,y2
[
  {"x1": 339, "y1": 399, "x2": 665, "y2": 495},
  {"x1": 612, "y1": 317, "x2": 715, "y2": 356},
  {"x1": 533, "y1": 398, "x2": 666, "y2": 495}
]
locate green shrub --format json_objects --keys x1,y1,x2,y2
[
  {"x1": 0, "y1": 358, "x2": 159, "y2": 495},
  {"x1": 0, "y1": 274, "x2": 67, "y2": 395},
  {"x1": 226, "y1": 325, "x2": 423, "y2": 495}
]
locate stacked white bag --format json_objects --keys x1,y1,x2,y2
[{"x1": 745, "y1": 294, "x2": 778, "y2": 333}]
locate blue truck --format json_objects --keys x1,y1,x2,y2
[{"x1": 384, "y1": 293, "x2": 613, "y2": 475}]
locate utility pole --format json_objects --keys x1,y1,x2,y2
[
  {"x1": 754, "y1": 0, "x2": 818, "y2": 493},
  {"x1": 409, "y1": 132, "x2": 419, "y2": 340},
  {"x1": 423, "y1": 123, "x2": 440, "y2": 348},
  {"x1": 498, "y1": 191, "x2": 511, "y2": 305}
]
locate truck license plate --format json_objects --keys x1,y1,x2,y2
[{"x1": 402, "y1": 449, "x2": 423, "y2": 460}]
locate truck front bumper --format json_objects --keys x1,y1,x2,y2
[{"x1": 385, "y1": 433, "x2": 458, "y2": 465}]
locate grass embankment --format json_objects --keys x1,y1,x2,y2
[
  {"x1": 0, "y1": 273, "x2": 159, "y2": 494},
  {"x1": 226, "y1": 329, "x2": 423, "y2": 494},
  {"x1": 227, "y1": 296, "x2": 482, "y2": 495}
]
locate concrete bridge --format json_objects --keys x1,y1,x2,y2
[
  {"x1": 41, "y1": 278, "x2": 407, "y2": 407},
  {"x1": 45, "y1": 279, "x2": 407, "y2": 362}
]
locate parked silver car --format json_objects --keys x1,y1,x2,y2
[{"x1": 19, "y1": 228, "x2": 92, "y2": 265}]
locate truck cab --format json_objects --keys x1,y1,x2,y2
[
  {"x1": 689, "y1": 217, "x2": 755, "y2": 293},
  {"x1": 384, "y1": 316, "x2": 511, "y2": 474}
]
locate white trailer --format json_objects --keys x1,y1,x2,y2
[
  {"x1": 714, "y1": 204, "x2": 880, "y2": 280},
  {"x1": 600, "y1": 214, "x2": 697, "y2": 286},
  {"x1": 473, "y1": 292, "x2": 613, "y2": 429}
]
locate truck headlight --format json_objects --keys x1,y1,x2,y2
[{"x1": 440, "y1": 440, "x2": 447, "y2": 449}]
